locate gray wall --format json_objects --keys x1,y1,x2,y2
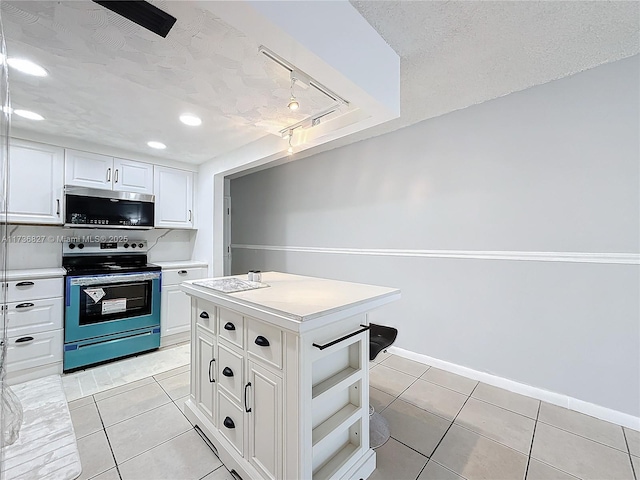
[{"x1": 230, "y1": 56, "x2": 640, "y2": 416}]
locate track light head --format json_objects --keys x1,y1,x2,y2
[
  {"x1": 287, "y1": 97, "x2": 299, "y2": 111},
  {"x1": 288, "y1": 76, "x2": 300, "y2": 111}
]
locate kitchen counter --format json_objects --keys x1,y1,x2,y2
[
  {"x1": 5, "y1": 267, "x2": 66, "y2": 281},
  {"x1": 181, "y1": 271, "x2": 400, "y2": 332},
  {"x1": 153, "y1": 260, "x2": 208, "y2": 269}
]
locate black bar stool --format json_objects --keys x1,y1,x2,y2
[{"x1": 369, "y1": 323, "x2": 398, "y2": 449}]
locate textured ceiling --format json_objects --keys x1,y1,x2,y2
[
  {"x1": 1, "y1": 1, "x2": 337, "y2": 163},
  {"x1": 345, "y1": 0, "x2": 640, "y2": 133},
  {"x1": 2, "y1": 1, "x2": 639, "y2": 168}
]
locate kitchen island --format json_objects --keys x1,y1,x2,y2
[{"x1": 181, "y1": 272, "x2": 400, "y2": 480}]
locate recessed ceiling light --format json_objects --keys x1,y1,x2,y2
[
  {"x1": 179, "y1": 114, "x2": 202, "y2": 126},
  {"x1": 14, "y1": 109, "x2": 44, "y2": 120},
  {"x1": 147, "y1": 141, "x2": 166, "y2": 149},
  {"x1": 7, "y1": 58, "x2": 48, "y2": 77}
]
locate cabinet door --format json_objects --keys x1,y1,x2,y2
[
  {"x1": 113, "y1": 158, "x2": 153, "y2": 194},
  {"x1": 161, "y1": 285, "x2": 191, "y2": 337},
  {"x1": 6, "y1": 139, "x2": 64, "y2": 224},
  {"x1": 247, "y1": 361, "x2": 282, "y2": 480},
  {"x1": 154, "y1": 166, "x2": 193, "y2": 228},
  {"x1": 194, "y1": 324, "x2": 216, "y2": 425},
  {"x1": 65, "y1": 149, "x2": 113, "y2": 189}
]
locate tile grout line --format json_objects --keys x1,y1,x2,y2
[
  {"x1": 523, "y1": 400, "x2": 541, "y2": 479},
  {"x1": 534, "y1": 418, "x2": 633, "y2": 455},
  {"x1": 623, "y1": 428, "x2": 638, "y2": 480},
  {"x1": 92, "y1": 378, "x2": 189, "y2": 469},
  {"x1": 153, "y1": 373, "x2": 196, "y2": 425},
  {"x1": 416, "y1": 381, "x2": 480, "y2": 479},
  {"x1": 92, "y1": 393, "x2": 124, "y2": 480}
]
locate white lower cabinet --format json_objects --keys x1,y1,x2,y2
[
  {"x1": 160, "y1": 264, "x2": 208, "y2": 346},
  {"x1": 4, "y1": 271, "x2": 65, "y2": 384}
]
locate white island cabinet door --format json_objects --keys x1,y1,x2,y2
[
  {"x1": 65, "y1": 149, "x2": 113, "y2": 189},
  {"x1": 154, "y1": 166, "x2": 193, "y2": 228},
  {"x1": 113, "y1": 157, "x2": 153, "y2": 194},
  {"x1": 247, "y1": 361, "x2": 282, "y2": 480},
  {"x1": 195, "y1": 324, "x2": 217, "y2": 425},
  {"x1": 6, "y1": 139, "x2": 64, "y2": 224}
]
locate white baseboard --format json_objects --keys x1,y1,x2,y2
[{"x1": 388, "y1": 346, "x2": 640, "y2": 432}]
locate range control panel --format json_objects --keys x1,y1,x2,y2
[{"x1": 62, "y1": 240, "x2": 148, "y2": 255}]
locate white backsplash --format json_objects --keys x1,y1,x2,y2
[{"x1": 6, "y1": 225, "x2": 197, "y2": 270}]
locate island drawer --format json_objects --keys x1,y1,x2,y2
[
  {"x1": 218, "y1": 390, "x2": 244, "y2": 456},
  {"x1": 247, "y1": 318, "x2": 282, "y2": 370},
  {"x1": 195, "y1": 298, "x2": 216, "y2": 332},
  {"x1": 218, "y1": 308, "x2": 244, "y2": 349},
  {"x1": 217, "y1": 342, "x2": 244, "y2": 405}
]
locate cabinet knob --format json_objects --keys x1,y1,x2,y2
[
  {"x1": 223, "y1": 416, "x2": 235, "y2": 429},
  {"x1": 15, "y1": 281, "x2": 34, "y2": 287},
  {"x1": 178, "y1": 270, "x2": 187, "y2": 275},
  {"x1": 254, "y1": 335, "x2": 270, "y2": 347},
  {"x1": 15, "y1": 336, "x2": 34, "y2": 344},
  {"x1": 224, "y1": 322, "x2": 235, "y2": 331},
  {"x1": 199, "y1": 311, "x2": 209, "y2": 319},
  {"x1": 222, "y1": 367, "x2": 234, "y2": 377}
]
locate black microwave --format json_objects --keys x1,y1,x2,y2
[{"x1": 64, "y1": 186, "x2": 155, "y2": 229}]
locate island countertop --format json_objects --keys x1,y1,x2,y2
[{"x1": 180, "y1": 271, "x2": 400, "y2": 331}]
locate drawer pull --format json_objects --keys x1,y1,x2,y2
[
  {"x1": 223, "y1": 416, "x2": 235, "y2": 429},
  {"x1": 244, "y1": 382, "x2": 252, "y2": 413},
  {"x1": 15, "y1": 281, "x2": 34, "y2": 287},
  {"x1": 15, "y1": 336, "x2": 34, "y2": 344},
  {"x1": 224, "y1": 322, "x2": 236, "y2": 331},
  {"x1": 208, "y1": 358, "x2": 215, "y2": 383},
  {"x1": 222, "y1": 367, "x2": 234, "y2": 377},
  {"x1": 178, "y1": 270, "x2": 187, "y2": 275},
  {"x1": 312, "y1": 325, "x2": 370, "y2": 350},
  {"x1": 200, "y1": 311, "x2": 209, "y2": 319},
  {"x1": 254, "y1": 335, "x2": 270, "y2": 347},
  {"x1": 15, "y1": 303, "x2": 35, "y2": 309}
]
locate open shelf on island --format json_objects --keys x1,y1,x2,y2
[
  {"x1": 313, "y1": 442, "x2": 360, "y2": 480},
  {"x1": 312, "y1": 367, "x2": 361, "y2": 402},
  {"x1": 312, "y1": 403, "x2": 361, "y2": 449}
]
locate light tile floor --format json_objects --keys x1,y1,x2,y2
[{"x1": 65, "y1": 347, "x2": 640, "y2": 480}]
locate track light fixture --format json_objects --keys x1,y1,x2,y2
[
  {"x1": 287, "y1": 76, "x2": 299, "y2": 111},
  {"x1": 287, "y1": 129, "x2": 294, "y2": 155}
]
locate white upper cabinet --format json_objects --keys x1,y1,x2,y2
[
  {"x1": 65, "y1": 149, "x2": 113, "y2": 189},
  {"x1": 65, "y1": 149, "x2": 153, "y2": 194},
  {"x1": 154, "y1": 166, "x2": 194, "y2": 228},
  {"x1": 5, "y1": 139, "x2": 64, "y2": 224},
  {"x1": 112, "y1": 157, "x2": 154, "y2": 194}
]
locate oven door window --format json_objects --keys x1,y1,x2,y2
[{"x1": 79, "y1": 280, "x2": 152, "y2": 325}]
